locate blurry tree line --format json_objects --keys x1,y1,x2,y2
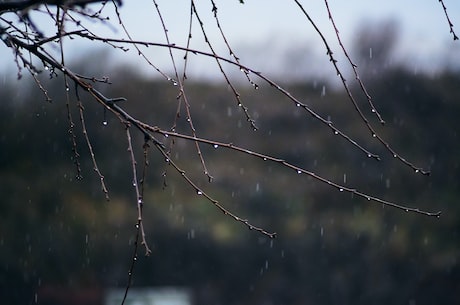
[
  {"x1": 1, "y1": 55, "x2": 459, "y2": 304},
  {"x1": 1, "y1": 1, "x2": 458, "y2": 304}
]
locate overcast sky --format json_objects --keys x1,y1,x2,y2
[{"x1": 1, "y1": 0, "x2": 459, "y2": 81}]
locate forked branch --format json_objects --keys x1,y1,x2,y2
[
  {"x1": 0, "y1": 1, "x2": 447, "y2": 241},
  {"x1": 2, "y1": 24, "x2": 441, "y2": 240},
  {"x1": 293, "y1": 0, "x2": 430, "y2": 175}
]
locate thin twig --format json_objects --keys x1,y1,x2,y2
[
  {"x1": 156, "y1": 138, "x2": 277, "y2": 238},
  {"x1": 153, "y1": 0, "x2": 214, "y2": 183},
  {"x1": 120, "y1": 220, "x2": 140, "y2": 305},
  {"x1": 75, "y1": 87, "x2": 110, "y2": 199},
  {"x1": 209, "y1": 0, "x2": 258, "y2": 88},
  {"x1": 111, "y1": 0, "x2": 173, "y2": 81},
  {"x1": 324, "y1": 0, "x2": 385, "y2": 124},
  {"x1": 293, "y1": 0, "x2": 430, "y2": 175},
  {"x1": 140, "y1": 124, "x2": 441, "y2": 218},
  {"x1": 438, "y1": 0, "x2": 459, "y2": 40},
  {"x1": 121, "y1": 126, "x2": 152, "y2": 305},
  {"x1": 191, "y1": 0, "x2": 258, "y2": 130},
  {"x1": 125, "y1": 125, "x2": 152, "y2": 255},
  {"x1": 66, "y1": 98, "x2": 83, "y2": 180}
]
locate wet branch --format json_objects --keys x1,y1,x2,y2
[
  {"x1": 293, "y1": 0, "x2": 430, "y2": 175},
  {"x1": 437, "y1": 0, "x2": 459, "y2": 40},
  {"x1": 323, "y1": 0, "x2": 385, "y2": 124},
  {"x1": 3, "y1": 19, "x2": 441, "y2": 229},
  {"x1": 139, "y1": 124, "x2": 441, "y2": 218},
  {"x1": 125, "y1": 125, "x2": 152, "y2": 256}
]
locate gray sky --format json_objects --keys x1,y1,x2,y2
[
  {"x1": 118, "y1": 0, "x2": 460, "y2": 80},
  {"x1": 1, "y1": 0, "x2": 459, "y2": 81}
]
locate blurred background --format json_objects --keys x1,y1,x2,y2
[{"x1": 1, "y1": 1, "x2": 459, "y2": 305}]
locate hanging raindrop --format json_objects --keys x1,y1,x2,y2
[{"x1": 102, "y1": 107, "x2": 108, "y2": 126}]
